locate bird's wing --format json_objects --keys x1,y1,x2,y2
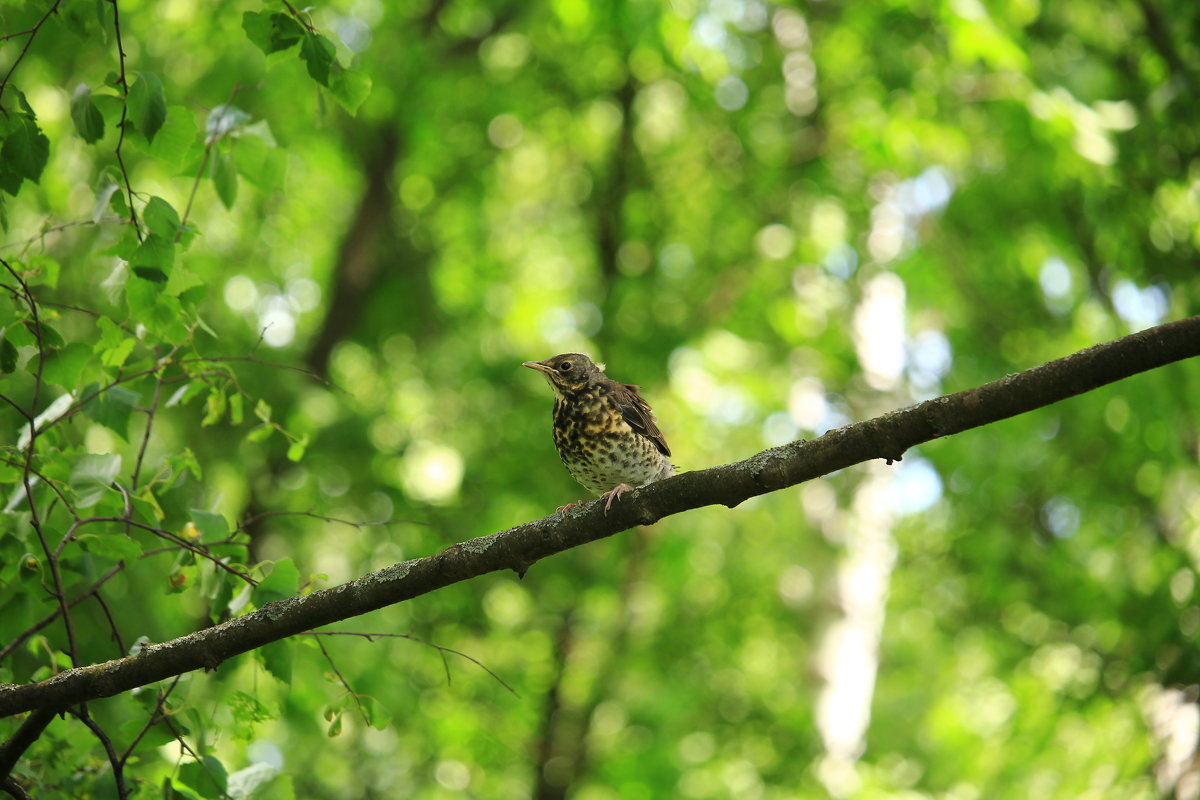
[{"x1": 617, "y1": 383, "x2": 672, "y2": 457}]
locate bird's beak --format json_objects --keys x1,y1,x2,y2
[{"x1": 522, "y1": 360, "x2": 553, "y2": 375}]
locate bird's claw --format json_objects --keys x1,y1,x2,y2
[{"x1": 600, "y1": 484, "x2": 634, "y2": 514}]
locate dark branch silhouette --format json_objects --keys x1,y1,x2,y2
[{"x1": 0, "y1": 315, "x2": 1198, "y2": 723}]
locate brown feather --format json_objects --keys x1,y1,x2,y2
[{"x1": 611, "y1": 381, "x2": 671, "y2": 458}]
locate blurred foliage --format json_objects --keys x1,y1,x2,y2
[{"x1": 1, "y1": 0, "x2": 1199, "y2": 797}]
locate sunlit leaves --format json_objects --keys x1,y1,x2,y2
[
  {"x1": 125, "y1": 276, "x2": 184, "y2": 339},
  {"x1": 94, "y1": 317, "x2": 135, "y2": 368},
  {"x1": 286, "y1": 433, "x2": 308, "y2": 462},
  {"x1": 329, "y1": 66, "x2": 372, "y2": 115},
  {"x1": 144, "y1": 196, "x2": 182, "y2": 239},
  {"x1": 231, "y1": 134, "x2": 287, "y2": 192},
  {"x1": 142, "y1": 105, "x2": 200, "y2": 167},
  {"x1": 69, "y1": 453, "x2": 122, "y2": 508}
]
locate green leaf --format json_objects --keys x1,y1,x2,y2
[
  {"x1": 34, "y1": 322, "x2": 64, "y2": 349},
  {"x1": 253, "y1": 558, "x2": 299, "y2": 606},
  {"x1": 128, "y1": 72, "x2": 167, "y2": 143},
  {"x1": 26, "y1": 254, "x2": 60, "y2": 289},
  {"x1": 189, "y1": 509, "x2": 228, "y2": 539},
  {"x1": 165, "y1": 265, "x2": 205, "y2": 298},
  {"x1": 79, "y1": 531, "x2": 142, "y2": 562},
  {"x1": 5, "y1": 321, "x2": 33, "y2": 348},
  {"x1": 243, "y1": 11, "x2": 305, "y2": 54},
  {"x1": 95, "y1": 317, "x2": 125, "y2": 350},
  {"x1": 146, "y1": 105, "x2": 200, "y2": 167},
  {"x1": 70, "y1": 84, "x2": 105, "y2": 143},
  {"x1": 129, "y1": 234, "x2": 175, "y2": 278},
  {"x1": 126, "y1": 277, "x2": 185, "y2": 339},
  {"x1": 70, "y1": 454, "x2": 122, "y2": 508},
  {"x1": 85, "y1": 384, "x2": 140, "y2": 440},
  {"x1": 41, "y1": 343, "x2": 93, "y2": 391},
  {"x1": 202, "y1": 388, "x2": 226, "y2": 427},
  {"x1": 164, "y1": 447, "x2": 202, "y2": 481},
  {"x1": 254, "y1": 398, "x2": 272, "y2": 422},
  {"x1": 259, "y1": 639, "x2": 293, "y2": 684},
  {"x1": 286, "y1": 434, "x2": 309, "y2": 462},
  {"x1": 131, "y1": 493, "x2": 163, "y2": 524},
  {"x1": 212, "y1": 152, "x2": 237, "y2": 209},
  {"x1": 230, "y1": 691, "x2": 276, "y2": 740},
  {"x1": 358, "y1": 696, "x2": 392, "y2": 731},
  {"x1": 329, "y1": 66, "x2": 372, "y2": 115},
  {"x1": 245, "y1": 423, "x2": 273, "y2": 443},
  {"x1": 231, "y1": 135, "x2": 287, "y2": 192},
  {"x1": 144, "y1": 196, "x2": 181, "y2": 239},
  {"x1": 0, "y1": 117, "x2": 50, "y2": 193},
  {"x1": 99, "y1": 336, "x2": 135, "y2": 368},
  {"x1": 300, "y1": 32, "x2": 336, "y2": 86},
  {"x1": 0, "y1": 337, "x2": 16, "y2": 373},
  {"x1": 228, "y1": 393, "x2": 244, "y2": 425},
  {"x1": 178, "y1": 755, "x2": 228, "y2": 798}
]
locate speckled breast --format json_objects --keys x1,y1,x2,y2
[{"x1": 552, "y1": 387, "x2": 673, "y2": 495}]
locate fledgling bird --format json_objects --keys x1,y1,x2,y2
[{"x1": 523, "y1": 353, "x2": 674, "y2": 514}]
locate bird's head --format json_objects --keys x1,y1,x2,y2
[{"x1": 523, "y1": 353, "x2": 605, "y2": 397}]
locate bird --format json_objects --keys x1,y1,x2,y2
[{"x1": 523, "y1": 353, "x2": 674, "y2": 514}]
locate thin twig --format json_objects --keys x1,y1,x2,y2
[
  {"x1": 0, "y1": 260, "x2": 80, "y2": 669},
  {"x1": 69, "y1": 708, "x2": 128, "y2": 799},
  {"x1": 236, "y1": 508, "x2": 426, "y2": 534},
  {"x1": 0, "y1": 564, "x2": 124, "y2": 663},
  {"x1": 132, "y1": 360, "x2": 165, "y2": 491},
  {"x1": 107, "y1": 0, "x2": 142, "y2": 240},
  {"x1": 179, "y1": 85, "x2": 243, "y2": 234},
  {"x1": 304, "y1": 630, "x2": 520, "y2": 697},
  {"x1": 118, "y1": 676, "x2": 181, "y2": 770},
  {"x1": 0, "y1": 0, "x2": 64, "y2": 108},
  {"x1": 312, "y1": 637, "x2": 372, "y2": 725},
  {"x1": 0, "y1": 216, "x2": 126, "y2": 256}
]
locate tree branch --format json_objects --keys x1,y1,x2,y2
[{"x1": 0, "y1": 316, "x2": 1197, "y2": 719}]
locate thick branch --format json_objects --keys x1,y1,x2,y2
[{"x1": 1, "y1": 316, "x2": 1197, "y2": 719}]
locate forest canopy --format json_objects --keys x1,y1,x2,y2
[{"x1": 1, "y1": 0, "x2": 1199, "y2": 798}]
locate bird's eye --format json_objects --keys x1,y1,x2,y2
[{"x1": 559, "y1": 362, "x2": 573, "y2": 372}]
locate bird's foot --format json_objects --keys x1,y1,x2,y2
[
  {"x1": 556, "y1": 502, "x2": 584, "y2": 515},
  {"x1": 600, "y1": 484, "x2": 634, "y2": 514}
]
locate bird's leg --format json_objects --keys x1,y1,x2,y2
[
  {"x1": 600, "y1": 483, "x2": 634, "y2": 514},
  {"x1": 556, "y1": 501, "x2": 584, "y2": 515}
]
